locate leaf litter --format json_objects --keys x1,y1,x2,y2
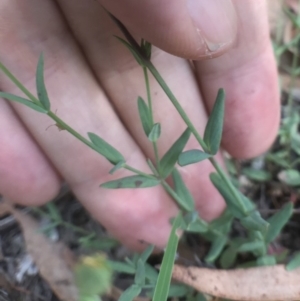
[
  {"x1": 1, "y1": 198, "x2": 78, "y2": 301},
  {"x1": 172, "y1": 264, "x2": 300, "y2": 301}
]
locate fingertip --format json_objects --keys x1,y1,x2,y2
[{"x1": 100, "y1": 0, "x2": 237, "y2": 60}]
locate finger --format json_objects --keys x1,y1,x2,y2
[
  {"x1": 195, "y1": 0, "x2": 280, "y2": 158},
  {"x1": 0, "y1": 100, "x2": 61, "y2": 205},
  {"x1": 0, "y1": 0, "x2": 177, "y2": 249},
  {"x1": 98, "y1": 0, "x2": 238, "y2": 59},
  {"x1": 56, "y1": 0, "x2": 226, "y2": 220}
]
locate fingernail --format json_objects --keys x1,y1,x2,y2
[{"x1": 187, "y1": 0, "x2": 237, "y2": 52}]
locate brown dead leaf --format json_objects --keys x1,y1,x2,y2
[
  {"x1": 2, "y1": 199, "x2": 78, "y2": 301},
  {"x1": 172, "y1": 264, "x2": 300, "y2": 301}
]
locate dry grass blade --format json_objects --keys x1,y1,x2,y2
[
  {"x1": 2, "y1": 199, "x2": 78, "y2": 301},
  {"x1": 172, "y1": 264, "x2": 300, "y2": 301}
]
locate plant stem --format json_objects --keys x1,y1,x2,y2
[
  {"x1": 0, "y1": 61, "x2": 39, "y2": 104},
  {"x1": 143, "y1": 66, "x2": 160, "y2": 167},
  {"x1": 47, "y1": 111, "x2": 155, "y2": 178},
  {"x1": 145, "y1": 61, "x2": 247, "y2": 213},
  {"x1": 108, "y1": 14, "x2": 248, "y2": 212}
]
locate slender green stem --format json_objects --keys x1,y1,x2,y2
[
  {"x1": 47, "y1": 111, "x2": 155, "y2": 179},
  {"x1": 143, "y1": 67, "x2": 153, "y2": 123},
  {"x1": 0, "y1": 60, "x2": 153, "y2": 179},
  {"x1": 161, "y1": 180, "x2": 186, "y2": 212},
  {"x1": 145, "y1": 61, "x2": 247, "y2": 213},
  {"x1": 0, "y1": 61, "x2": 39, "y2": 104},
  {"x1": 124, "y1": 164, "x2": 157, "y2": 179},
  {"x1": 108, "y1": 15, "x2": 247, "y2": 212},
  {"x1": 143, "y1": 66, "x2": 160, "y2": 167},
  {"x1": 145, "y1": 60, "x2": 208, "y2": 152}
]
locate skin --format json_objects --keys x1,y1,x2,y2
[{"x1": 0, "y1": 0, "x2": 279, "y2": 250}]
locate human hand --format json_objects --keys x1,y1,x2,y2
[{"x1": 0, "y1": 0, "x2": 279, "y2": 250}]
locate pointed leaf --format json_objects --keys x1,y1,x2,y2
[
  {"x1": 240, "y1": 211, "x2": 269, "y2": 233},
  {"x1": 88, "y1": 132, "x2": 124, "y2": 164},
  {"x1": 115, "y1": 36, "x2": 143, "y2": 66},
  {"x1": 205, "y1": 235, "x2": 227, "y2": 263},
  {"x1": 145, "y1": 263, "x2": 158, "y2": 283},
  {"x1": 36, "y1": 54, "x2": 50, "y2": 110},
  {"x1": 167, "y1": 284, "x2": 190, "y2": 298},
  {"x1": 159, "y1": 128, "x2": 191, "y2": 178},
  {"x1": 265, "y1": 202, "x2": 293, "y2": 243},
  {"x1": 109, "y1": 160, "x2": 125, "y2": 174},
  {"x1": 141, "y1": 39, "x2": 152, "y2": 60},
  {"x1": 278, "y1": 169, "x2": 300, "y2": 186},
  {"x1": 220, "y1": 246, "x2": 237, "y2": 269},
  {"x1": 210, "y1": 173, "x2": 245, "y2": 218},
  {"x1": 171, "y1": 168, "x2": 195, "y2": 212},
  {"x1": 209, "y1": 209, "x2": 233, "y2": 229},
  {"x1": 140, "y1": 245, "x2": 154, "y2": 263},
  {"x1": 100, "y1": 175, "x2": 160, "y2": 189},
  {"x1": 203, "y1": 89, "x2": 225, "y2": 155},
  {"x1": 134, "y1": 259, "x2": 145, "y2": 287},
  {"x1": 107, "y1": 261, "x2": 135, "y2": 274},
  {"x1": 286, "y1": 252, "x2": 300, "y2": 271},
  {"x1": 152, "y1": 213, "x2": 182, "y2": 301},
  {"x1": 237, "y1": 241, "x2": 266, "y2": 253},
  {"x1": 137, "y1": 96, "x2": 152, "y2": 136},
  {"x1": 119, "y1": 284, "x2": 141, "y2": 301},
  {"x1": 178, "y1": 150, "x2": 211, "y2": 166},
  {"x1": 256, "y1": 255, "x2": 276, "y2": 266},
  {"x1": 148, "y1": 123, "x2": 161, "y2": 142},
  {"x1": 184, "y1": 212, "x2": 208, "y2": 233},
  {"x1": 0, "y1": 92, "x2": 47, "y2": 113}
]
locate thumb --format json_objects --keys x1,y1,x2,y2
[{"x1": 99, "y1": 0, "x2": 238, "y2": 60}]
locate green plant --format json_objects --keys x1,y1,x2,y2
[{"x1": 0, "y1": 14, "x2": 299, "y2": 301}]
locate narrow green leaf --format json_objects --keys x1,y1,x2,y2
[
  {"x1": 203, "y1": 89, "x2": 225, "y2": 155},
  {"x1": 118, "y1": 284, "x2": 141, "y2": 301},
  {"x1": 210, "y1": 173, "x2": 245, "y2": 218},
  {"x1": 140, "y1": 245, "x2": 154, "y2": 263},
  {"x1": 0, "y1": 92, "x2": 47, "y2": 113},
  {"x1": 107, "y1": 260, "x2": 135, "y2": 274},
  {"x1": 88, "y1": 132, "x2": 124, "y2": 164},
  {"x1": 109, "y1": 160, "x2": 125, "y2": 175},
  {"x1": 168, "y1": 284, "x2": 190, "y2": 298},
  {"x1": 178, "y1": 149, "x2": 211, "y2": 166},
  {"x1": 196, "y1": 293, "x2": 208, "y2": 301},
  {"x1": 237, "y1": 241, "x2": 266, "y2": 253},
  {"x1": 171, "y1": 168, "x2": 195, "y2": 212},
  {"x1": 278, "y1": 169, "x2": 300, "y2": 186},
  {"x1": 100, "y1": 175, "x2": 160, "y2": 189},
  {"x1": 205, "y1": 236, "x2": 227, "y2": 263},
  {"x1": 36, "y1": 54, "x2": 50, "y2": 110},
  {"x1": 46, "y1": 202, "x2": 62, "y2": 222},
  {"x1": 186, "y1": 219, "x2": 208, "y2": 233},
  {"x1": 256, "y1": 255, "x2": 276, "y2": 266},
  {"x1": 115, "y1": 36, "x2": 143, "y2": 66},
  {"x1": 242, "y1": 168, "x2": 271, "y2": 182},
  {"x1": 209, "y1": 209, "x2": 233, "y2": 229},
  {"x1": 137, "y1": 96, "x2": 152, "y2": 136},
  {"x1": 240, "y1": 211, "x2": 269, "y2": 233},
  {"x1": 79, "y1": 295, "x2": 98, "y2": 301},
  {"x1": 265, "y1": 202, "x2": 293, "y2": 243},
  {"x1": 152, "y1": 213, "x2": 182, "y2": 301},
  {"x1": 159, "y1": 128, "x2": 191, "y2": 178},
  {"x1": 286, "y1": 252, "x2": 300, "y2": 271},
  {"x1": 148, "y1": 123, "x2": 161, "y2": 142},
  {"x1": 220, "y1": 246, "x2": 237, "y2": 269},
  {"x1": 141, "y1": 39, "x2": 152, "y2": 60},
  {"x1": 145, "y1": 263, "x2": 158, "y2": 283},
  {"x1": 134, "y1": 259, "x2": 145, "y2": 287},
  {"x1": 184, "y1": 212, "x2": 208, "y2": 233}
]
